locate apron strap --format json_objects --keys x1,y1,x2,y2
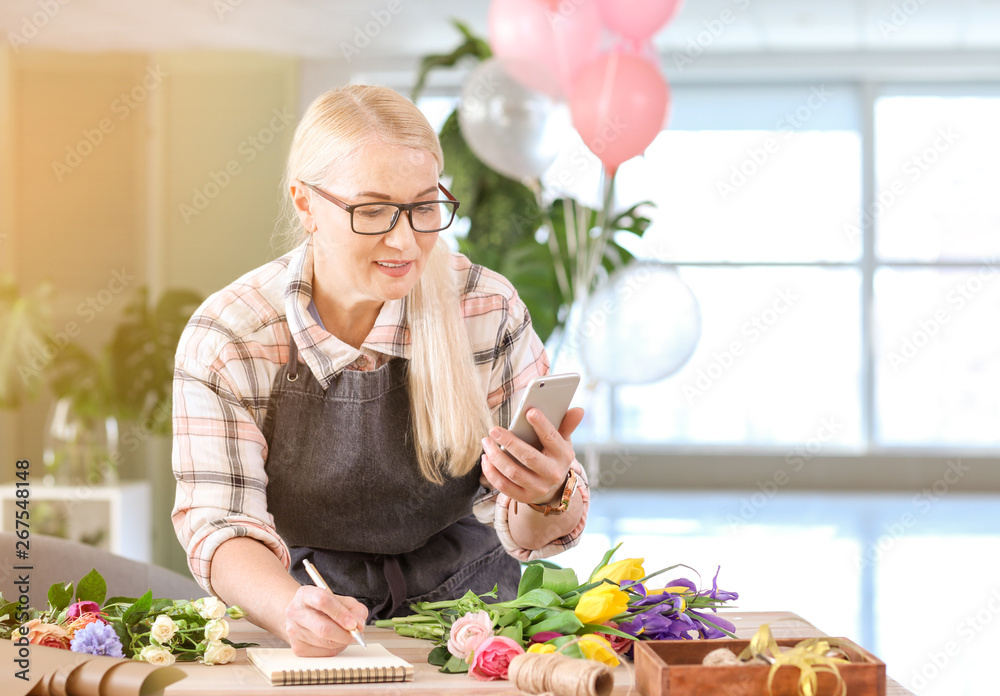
[
  {"x1": 366, "y1": 555, "x2": 408, "y2": 620},
  {"x1": 287, "y1": 339, "x2": 299, "y2": 382}
]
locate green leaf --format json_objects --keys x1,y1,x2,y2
[
  {"x1": 517, "y1": 563, "x2": 544, "y2": 598},
  {"x1": 540, "y1": 567, "x2": 579, "y2": 596},
  {"x1": 498, "y1": 624, "x2": 523, "y2": 643},
  {"x1": 525, "y1": 611, "x2": 583, "y2": 636},
  {"x1": 523, "y1": 559, "x2": 564, "y2": 570},
  {"x1": 581, "y1": 623, "x2": 634, "y2": 640},
  {"x1": 103, "y1": 596, "x2": 138, "y2": 607},
  {"x1": 47, "y1": 582, "x2": 73, "y2": 612},
  {"x1": 496, "y1": 609, "x2": 526, "y2": 628},
  {"x1": 75, "y1": 569, "x2": 107, "y2": 605},
  {"x1": 441, "y1": 654, "x2": 470, "y2": 674},
  {"x1": 122, "y1": 590, "x2": 153, "y2": 625},
  {"x1": 427, "y1": 645, "x2": 451, "y2": 667},
  {"x1": 588, "y1": 542, "x2": 624, "y2": 583},
  {"x1": 411, "y1": 20, "x2": 491, "y2": 101},
  {"x1": 503, "y1": 588, "x2": 564, "y2": 609}
]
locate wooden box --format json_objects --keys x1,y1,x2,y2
[{"x1": 635, "y1": 638, "x2": 886, "y2": 696}]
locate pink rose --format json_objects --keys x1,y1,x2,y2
[
  {"x1": 447, "y1": 610, "x2": 494, "y2": 660},
  {"x1": 469, "y1": 636, "x2": 524, "y2": 681},
  {"x1": 66, "y1": 601, "x2": 103, "y2": 620}
]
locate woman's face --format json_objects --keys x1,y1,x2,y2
[{"x1": 295, "y1": 143, "x2": 442, "y2": 307}]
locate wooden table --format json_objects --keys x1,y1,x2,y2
[{"x1": 165, "y1": 612, "x2": 915, "y2": 695}]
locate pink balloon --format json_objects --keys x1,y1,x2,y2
[
  {"x1": 595, "y1": 0, "x2": 684, "y2": 42},
  {"x1": 488, "y1": 0, "x2": 603, "y2": 97},
  {"x1": 569, "y1": 52, "x2": 670, "y2": 174}
]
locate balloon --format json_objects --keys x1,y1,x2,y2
[
  {"x1": 458, "y1": 58, "x2": 568, "y2": 180},
  {"x1": 488, "y1": 0, "x2": 603, "y2": 97},
  {"x1": 569, "y1": 51, "x2": 670, "y2": 174},
  {"x1": 595, "y1": 0, "x2": 684, "y2": 42},
  {"x1": 580, "y1": 262, "x2": 701, "y2": 384}
]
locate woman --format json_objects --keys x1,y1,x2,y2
[{"x1": 172, "y1": 85, "x2": 589, "y2": 657}]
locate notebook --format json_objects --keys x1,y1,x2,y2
[{"x1": 247, "y1": 644, "x2": 414, "y2": 686}]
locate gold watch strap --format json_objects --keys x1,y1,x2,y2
[{"x1": 527, "y1": 468, "x2": 578, "y2": 516}]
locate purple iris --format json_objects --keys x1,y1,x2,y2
[
  {"x1": 689, "y1": 610, "x2": 736, "y2": 639},
  {"x1": 708, "y1": 567, "x2": 739, "y2": 602},
  {"x1": 619, "y1": 609, "x2": 701, "y2": 640}
]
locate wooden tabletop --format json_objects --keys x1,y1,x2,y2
[{"x1": 165, "y1": 612, "x2": 914, "y2": 695}]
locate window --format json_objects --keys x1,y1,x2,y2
[{"x1": 419, "y1": 84, "x2": 1000, "y2": 452}]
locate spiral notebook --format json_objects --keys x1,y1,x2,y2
[{"x1": 247, "y1": 644, "x2": 414, "y2": 686}]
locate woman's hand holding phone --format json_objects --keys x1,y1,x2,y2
[{"x1": 479, "y1": 374, "x2": 585, "y2": 506}]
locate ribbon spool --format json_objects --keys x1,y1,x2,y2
[{"x1": 508, "y1": 652, "x2": 614, "y2": 696}]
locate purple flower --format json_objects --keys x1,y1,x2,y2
[
  {"x1": 689, "y1": 610, "x2": 736, "y2": 639},
  {"x1": 529, "y1": 631, "x2": 563, "y2": 644},
  {"x1": 619, "y1": 609, "x2": 700, "y2": 640},
  {"x1": 707, "y1": 566, "x2": 739, "y2": 602},
  {"x1": 70, "y1": 622, "x2": 124, "y2": 657},
  {"x1": 66, "y1": 601, "x2": 102, "y2": 621}
]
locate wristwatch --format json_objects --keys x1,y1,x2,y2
[{"x1": 527, "y1": 468, "x2": 579, "y2": 516}]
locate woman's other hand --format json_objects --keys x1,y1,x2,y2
[
  {"x1": 480, "y1": 406, "x2": 585, "y2": 505},
  {"x1": 284, "y1": 585, "x2": 369, "y2": 656}
]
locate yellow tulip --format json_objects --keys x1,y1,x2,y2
[
  {"x1": 591, "y1": 558, "x2": 645, "y2": 584},
  {"x1": 574, "y1": 584, "x2": 629, "y2": 625},
  {"x1": 578, "y1": 634, "x2": 620, "y2": 667},
  {"x1": 527, "y1": 643, "x2": 556, "y2": 654}
]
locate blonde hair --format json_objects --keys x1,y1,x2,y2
[{"x1": 280, "y1": 85, "x2": 491, "y2": 484}]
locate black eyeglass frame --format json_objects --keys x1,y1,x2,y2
[{"x1": 299, "y1": 180, "x2": 461, "y2": 235}]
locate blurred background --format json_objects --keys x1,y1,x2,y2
[{"x1": 1, "y1": 1, "x2": 998, "y2": 694}]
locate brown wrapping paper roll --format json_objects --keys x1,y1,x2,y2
[{"x1": 1, "y1": 640, "x2": 185, "y2": 696}]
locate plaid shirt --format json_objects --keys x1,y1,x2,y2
[{"x1": 172, "y1": 240, "x2": 589, "y2": 593}]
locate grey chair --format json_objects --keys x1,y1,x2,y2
[{"x1": 0, "y1": 532, "x2": 203, "y2": 606}]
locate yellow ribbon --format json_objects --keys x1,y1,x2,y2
[{"x1": 739, "y1": 624, "x2": 849, "y2": 696}]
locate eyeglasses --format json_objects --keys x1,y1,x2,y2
[{"x1": 300, "y1": 181, "x2": 461, "y2": 235}]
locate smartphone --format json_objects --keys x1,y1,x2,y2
[{"x1": 507, "y1": 373, "x2": 581, "y2": 451}]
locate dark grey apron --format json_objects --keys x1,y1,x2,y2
[{"x1": 261, "y1": 340, "x2": 521, "y2": 622}]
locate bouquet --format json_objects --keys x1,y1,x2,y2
[
  {"x1": 0, "y1": 569, "x2": 253, "y2": 665},
  {"x1": 376, "y1": 544, "x2": 739, "y2": 681}
]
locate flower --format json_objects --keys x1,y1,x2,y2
[
  {"x1": 64, "y1": 612, "x2": 107, "y2": 636},
  {"x1": 193, "y1": 597, "x2": 228, "y2": 620},
  {"x1": 21, "y1": 619, "x2": 71, "y2": 649},
  {"x1": 66, "y1": 601, "x2": 102, "y2": 621},
  {"x1": 226, "y1": 606, "x2": 247, "y2": 620},
  {"x1": 577, "y1": 634, "x2": 620, "y2": 667},
  {"x1": 447, "y1": 610, "x2": 493, "y2": 660},
  {"x1": 528, "y1": 631, "x2": 563, "y2": 644},
  {"x1": 574, "y1": 583, "x2": 629, "y2": 625},
  {"x1": 527, "y1": 643, "x2": 556, "y2": 654},
  {"x1": 150, "y1": 615, "x2": 178, "y2": 644},
  {"x1": 469, "y1": 636, "x2": 524, "y2": 681},
  {"x1": 70, "y1": 622, "x2": 124, "y2": 657},
  {"x1": 709, "y1": 566, "x2": 740, "y2": 603},
  {"x1": 204, "y1": 619, "x2": 230, "y2": 642},
  {"x1": 596, "y1": 621, "x2": 634, "y2": 656},
  {"x1": 137, "y1": 644, "x2": 176, "y2": 665},
  {"x1": 203, "y1": 640, "x2": 237, "y2": 665},
  {"x1": 591, "y1": 557, "x2": 645, "y2": 584}
]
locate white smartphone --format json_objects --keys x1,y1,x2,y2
[{"x1": 507, "y1": 373, "x2": 581, "y2": 451}]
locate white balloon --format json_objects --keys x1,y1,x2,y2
[
  {"x1": 580, "y1": 262, "x2": 701, "y2": 384},
  {"x1": 458, "y1": 58, "x2": 567, "y2": 181}
]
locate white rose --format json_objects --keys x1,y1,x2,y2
[
  {"x1": 195, "y1": 597, "x2": 228, "y2": 620},
  {"x1": 138, "y1": 645, "x2": 176, "y2": 666},
  {"x1": 150, "y1": 615, "x2": 178, "y2": 644},
  {"x1": 204, "y1": 619, "x2": 230, "y2": 642},
  {"x1": 202, "y1": 640, "x2": 236, "y2": 665}
]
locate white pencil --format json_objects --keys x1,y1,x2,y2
[{"x1": 301, "y1": 558, "x2": 367, "y2": 649}]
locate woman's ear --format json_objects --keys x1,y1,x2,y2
[{"x1": 289, "y1": 182, "x2": 316, "y2": 233}]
